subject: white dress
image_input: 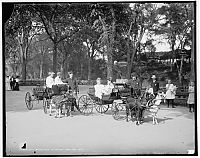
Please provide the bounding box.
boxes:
[6,77,11,90]
[187,86,194,104]
[165,84,176,99]
[46,76,55,88]
[94,84,105,99]
[54,76,64,84]
[103,83,114,95]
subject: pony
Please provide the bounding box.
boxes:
[125,91,165,125]
[125,97,143,125]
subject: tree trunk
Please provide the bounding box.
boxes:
[39,63,43,79]
[81,63,83,79]
[88,57,91,80]
[178,55,184,85]
[107,51,113,79]
[126,40,131,79]
[190,23,195,82]
[127,48,137,79]
[53,43,58,74]
[21,54,26,80]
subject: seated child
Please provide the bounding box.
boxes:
[94,78,105,99]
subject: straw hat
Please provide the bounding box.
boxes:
[151,75,156,79]
[48,72,55,75]
[57,72,61,75]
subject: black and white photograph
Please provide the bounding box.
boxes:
[3,1,197,156]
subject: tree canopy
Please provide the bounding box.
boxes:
[4,2,195,83]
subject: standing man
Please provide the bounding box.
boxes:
[65,71,79,111]
[128,73,141,97]
[150,75,159,97]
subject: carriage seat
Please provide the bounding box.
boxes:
[88,87,113,103]
[45,84,69,98]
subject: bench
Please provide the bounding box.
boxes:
[174,91,189,106]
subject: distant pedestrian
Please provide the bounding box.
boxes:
[14,76,20,91]
[10,76,15,90]
[6,76,11,91]
[165,79,177,108]
[187,81,195,112]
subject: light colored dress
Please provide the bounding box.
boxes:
[46,76,55,88]
[6,77,11,90]
[54,76,64,84]
[165,84,176,99]
[103,83,114,95]
[187,86,194,104]
[94,84,105,99]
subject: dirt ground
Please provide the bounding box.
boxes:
[5,86,196,156]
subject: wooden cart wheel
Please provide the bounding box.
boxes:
[25,92,33,110]
[111,102,124,120]
[78,95,93,115]
[95,104,109,114]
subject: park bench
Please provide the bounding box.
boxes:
[174,86,189,106]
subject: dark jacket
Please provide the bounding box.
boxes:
[65,77,78,92]
[151,80,159,94]
[128,78,141,89]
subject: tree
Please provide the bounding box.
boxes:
[157,3,194,84]
[31,4,80,75]
[29,33,53,78]
[5,4,39,80]
[124,3,160,79]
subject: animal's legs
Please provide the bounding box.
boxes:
[126,105,129,122]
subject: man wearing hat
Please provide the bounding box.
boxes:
[127,73,141,97]
[150,75,159,97]
[46,72,55,88]
[65,71,79,111]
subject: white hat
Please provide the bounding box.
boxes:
[151,75,156,79]
[48,72,55,75]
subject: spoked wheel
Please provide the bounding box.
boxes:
[25,92,33,110]
[111,102,125,120]
[95,103,109,114]
[78,95,93,115]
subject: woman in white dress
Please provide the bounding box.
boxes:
[187,81,195,112]
[94,78,105,99]
[6,76,11,91]
[165,79,177,108]
[103,77,114,95]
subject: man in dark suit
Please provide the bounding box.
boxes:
[65,71,79,111]
[150,75,159,97]
[127,73,141,97]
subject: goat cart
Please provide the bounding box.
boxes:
[25,85,47,110]
[77,82,133,117]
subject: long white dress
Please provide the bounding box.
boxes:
[165,84,176,99]
[187,86,194,104]
[6,77,11,90]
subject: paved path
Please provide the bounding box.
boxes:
[5,86,196,155]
